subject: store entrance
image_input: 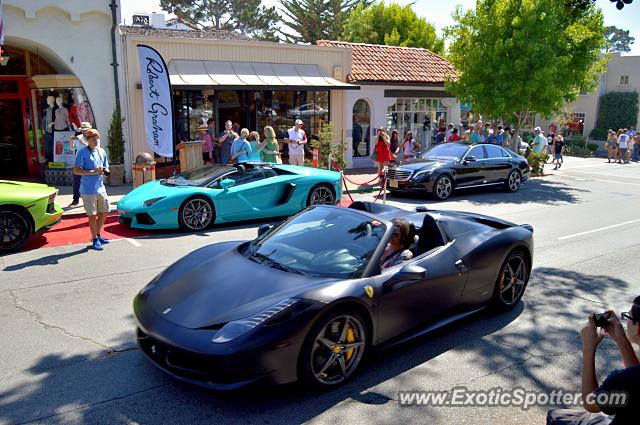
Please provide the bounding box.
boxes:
[0,99,28,177]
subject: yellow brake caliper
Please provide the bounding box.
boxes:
[500,271,506,289]
[344,326,356,361]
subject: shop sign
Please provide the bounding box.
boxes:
[53,130,75,166]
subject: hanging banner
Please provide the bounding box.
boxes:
[0,0,5,46]
[137,44,174,157]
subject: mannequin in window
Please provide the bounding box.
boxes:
[54,97,70,131]
[68,93,82,131]
[43,96,56,162]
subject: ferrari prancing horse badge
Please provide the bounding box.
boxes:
[364,285,374,298]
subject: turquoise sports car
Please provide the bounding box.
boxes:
[117,163,342,231]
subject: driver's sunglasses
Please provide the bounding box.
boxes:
[621,312,637,323]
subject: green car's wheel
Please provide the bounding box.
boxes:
[0,207,32,253]
[307,184,336,207]
[178,197,215,231]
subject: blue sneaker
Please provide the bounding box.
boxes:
[92,238,104,251]
[97,235,110,244]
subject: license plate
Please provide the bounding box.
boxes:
[389,180,399,188]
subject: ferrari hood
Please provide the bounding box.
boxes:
[142,242,333,329]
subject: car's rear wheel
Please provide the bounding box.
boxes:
[178,197,215,231]
[432,174,453,200]
[490,250,529,311]
[0,207,33,253]
[299,309,368,389]
[504,169,522,193]
[306,184,336,206]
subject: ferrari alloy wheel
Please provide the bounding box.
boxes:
[0,208,32,253]
[178,197,214,231]
[505,170,522,193]
[300,310,367,388]
[492,250,529,310]
[432,175,453,200]
[307,184,335,206]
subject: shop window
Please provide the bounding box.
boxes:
[387,97,447,147]
[352,99,371,157]
[619,75,630,85]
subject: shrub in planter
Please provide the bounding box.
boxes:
[587,143,599,152]
[107,109,126,185]
[567,146,592,157]
[525,151,548,176]
[589,127,608,140]
[309,122,348,171]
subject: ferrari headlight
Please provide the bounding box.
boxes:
[143,197,165,207]
[211,298,300,343]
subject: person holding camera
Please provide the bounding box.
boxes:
[73,129,110,251]
[218,120,237,165]
[67,122,92,208]
[547,296,640,424]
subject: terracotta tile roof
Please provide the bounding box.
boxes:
[316,40,457,85]
[120,25,253,42]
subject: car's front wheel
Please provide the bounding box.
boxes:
[178,197,215,231]
[490,250,529,311]
[504,169,522,193]
[299,309,368,389]
[0,207,33,253]
[432,174,454,200]
[306,184,336,206]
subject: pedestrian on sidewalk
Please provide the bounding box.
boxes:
[374,127,392,178]
[198,124,214,163]
[617,129,630,164]
[389,129,400,160]
[447,128,461,142]
[532,127,548,153]
[401,131,420,159]
[284,119,306,166]
[68,121,92,208]
[73,129,110,251]
[632,133,640,162]
[552,135,564,170]
[230,128,253,164]
[606,130,618,163]
[218,121,237,165]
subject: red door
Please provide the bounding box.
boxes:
[0,77,37,177]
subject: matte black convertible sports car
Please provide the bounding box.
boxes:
[387,143,531,200]
[134,201,533,390]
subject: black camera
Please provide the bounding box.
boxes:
[103,169,111,177]
[593,312,611,328]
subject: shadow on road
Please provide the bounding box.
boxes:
[0,268,629,424]
[3,247,90,272]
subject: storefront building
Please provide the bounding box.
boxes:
[119,23,357,177]
[1,0,118,179]
[316,41,460,168]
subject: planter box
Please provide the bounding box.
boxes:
[108,164,126,186]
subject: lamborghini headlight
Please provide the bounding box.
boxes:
[211,298,300,343]
[143,197,165,207]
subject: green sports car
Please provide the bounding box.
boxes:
[0,180,63,253]
[117,163,342,231]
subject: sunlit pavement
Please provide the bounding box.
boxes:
[0,156,638,424]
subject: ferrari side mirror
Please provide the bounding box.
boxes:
[220,178,236,189]
[258,224,273,237]
[383,264,427,289]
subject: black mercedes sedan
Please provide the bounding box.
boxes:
[387,143,530,200]
[134,202,533,390]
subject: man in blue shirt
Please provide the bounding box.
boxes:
[73,129,110,251]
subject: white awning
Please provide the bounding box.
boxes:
[167,60,359,90]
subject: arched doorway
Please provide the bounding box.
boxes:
[352,99,371,157]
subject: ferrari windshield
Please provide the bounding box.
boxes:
[163,165,233,187]
[246,207,387,279]
[421,144,469,161]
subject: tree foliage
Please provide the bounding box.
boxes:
[603,25,635,53]
[159,0,280,41]
[595,91,639,131]
[341,2,444,54]
[279,0,372,44]
[445,0,606,147]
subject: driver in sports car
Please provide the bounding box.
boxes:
[380,218,414,269]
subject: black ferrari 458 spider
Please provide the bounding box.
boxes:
[134,201,534,390]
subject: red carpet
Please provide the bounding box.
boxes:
[22,213,151,251]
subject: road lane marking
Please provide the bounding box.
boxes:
[558,219,640,240]
[561,170,640,180]
[559,175,640,186]
[126,238,142,247]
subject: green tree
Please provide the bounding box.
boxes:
[159,0,280,41]
[446,0,606,149]
[279,0,372,44]
[341,2,444,53]
[603,25,635,53]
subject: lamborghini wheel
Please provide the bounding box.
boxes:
[306,184,336,206]
[178,197,215,231]
[491,250,529,311]
[0,207,32,253]
[299,309,368,389]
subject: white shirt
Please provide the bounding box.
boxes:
[287,128,305,155]
[618,134,629,148]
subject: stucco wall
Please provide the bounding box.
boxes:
[4,1,117,158]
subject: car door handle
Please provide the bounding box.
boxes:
[455,259,468,272]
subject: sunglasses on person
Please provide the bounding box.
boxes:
[621,312,637,323]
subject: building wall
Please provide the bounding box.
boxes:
[5,0,118,154]
[119,33,352,177]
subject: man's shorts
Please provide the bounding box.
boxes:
[81,192,110,216]
[555,153,562,160]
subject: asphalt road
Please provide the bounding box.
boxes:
[1,157,639,425]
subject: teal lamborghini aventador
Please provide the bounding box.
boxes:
[117,163,342,231]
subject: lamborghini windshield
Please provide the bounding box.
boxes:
[163,165,233,187]
[246,207,387,279]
